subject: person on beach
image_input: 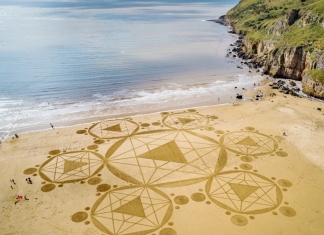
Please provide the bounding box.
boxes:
[50,123,54,128]
[15,134,19,138]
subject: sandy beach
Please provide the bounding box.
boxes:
[1,82,324,235]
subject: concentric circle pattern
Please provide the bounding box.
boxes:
[162,112,208,130]
[106,130,226,187]
[39,151,104,183]
[91,186,172,235]
[88,119,139,139]
[206,171,282,214]
[220,131,278,156]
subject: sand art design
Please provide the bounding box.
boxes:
[91,185,172,235]
[88,119,139,139]
[206,171,283,214]
[21,115,297,233]
[39,151,104,183]
[220,131,278,156]
[162,112,209,130]
[105,130,226,187]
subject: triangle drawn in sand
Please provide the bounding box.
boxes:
[177,117,195,125]
[229,183,259,201]
[104,124,122,132]
[138,141,187,164]
[236,137,260,147]
[113,196,145,218]
[63,160,88,174]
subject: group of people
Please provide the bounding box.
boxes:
[10,178,31,204]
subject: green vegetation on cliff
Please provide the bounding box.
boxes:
[306,69,324,84]
[227,0,324,50]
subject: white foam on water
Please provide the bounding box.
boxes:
[0,73,262,141]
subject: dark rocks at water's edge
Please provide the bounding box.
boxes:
[226,36,265,72]
[223,0,324,99]
[211,16,265,74]
[269,79,302,97]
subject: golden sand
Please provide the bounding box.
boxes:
[0,83,324,234]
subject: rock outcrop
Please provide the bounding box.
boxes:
[302,72,324,98]
[225,0,324,98]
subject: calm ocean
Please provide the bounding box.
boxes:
[0,0,261,140]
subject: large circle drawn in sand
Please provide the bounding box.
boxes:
[96,184,111,192]
[141,123,150,127]
[162,112,208,130]
[159,228,177,235]
[23,168,37,175]
[87,145,98,150]
[191,193,206,202]
[91,186,172,235]
[41,184,56,192]
[88,119,139,139]
[278,179,293,187]
[275,151,288,157]
[174,196,189,205]
[215,130,225,135]
[279,206,296,217]
[105,130,225,187]
[71,212,88,222]
[240,156,253,162]
[94,139,105,145]
[76,130,87,134]
[239,163,252,170]
[220,131,278,156]
[88,177,102,185]
[231,215,248,226]
[49,150,61,155]
[39,151,104,183]
[206,171,283,214]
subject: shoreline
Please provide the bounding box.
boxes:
[1,81,324,234]
[1,70,267,142]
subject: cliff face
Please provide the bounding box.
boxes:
[302,74,324,98]
[226,0,324,98]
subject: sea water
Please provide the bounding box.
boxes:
[0,0,261,140]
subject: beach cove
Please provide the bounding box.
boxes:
[1,83,324,234]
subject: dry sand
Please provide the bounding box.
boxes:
[0,82,324,235]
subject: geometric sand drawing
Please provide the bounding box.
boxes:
[39,151,104,183]
[19,113,297,233]
[88,119,139,139]
[91,186,172,235]
[162,112,208,130]
[106,130,227,187]
[206,171,283,214]
[220,131,278,156]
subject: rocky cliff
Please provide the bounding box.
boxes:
[225,0,324,98]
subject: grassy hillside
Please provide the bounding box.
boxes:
[226,0,324,50]
[306,69,324,83]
